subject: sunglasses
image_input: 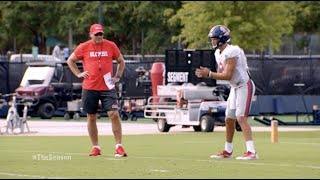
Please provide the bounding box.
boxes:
[94,32,104,36]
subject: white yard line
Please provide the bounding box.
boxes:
[281,141,320,146]
[0,172,67,179]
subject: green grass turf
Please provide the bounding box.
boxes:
[0,131,319,179]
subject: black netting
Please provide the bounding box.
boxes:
[248,58,320,95]
[1,54,320,96]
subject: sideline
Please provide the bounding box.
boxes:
[0,119,319,136]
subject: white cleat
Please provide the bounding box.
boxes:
[236,151,258,160]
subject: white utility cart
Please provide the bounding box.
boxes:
[144,84,241,132]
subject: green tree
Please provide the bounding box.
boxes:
[0,1,182,55]
[4,1,317,55]
[55,1,101,49]
[54,1,182,54]
[169,1,296,53]
[99,1,181,54]
[294,1,320,33]
[0,1,63,54]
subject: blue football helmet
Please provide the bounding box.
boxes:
[208,25,231,49]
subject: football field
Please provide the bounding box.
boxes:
[0,124,320,179]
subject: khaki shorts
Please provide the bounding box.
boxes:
[225,79,255,119]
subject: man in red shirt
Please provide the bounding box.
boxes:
[67,23,127,157]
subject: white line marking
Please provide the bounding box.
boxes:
[105,158,126,161]
[150,169,170,173]
[183,141,320,146]
[0,172,67,179]
[183,141,213,144]
[281,141,320,146]
[131,156,320,170]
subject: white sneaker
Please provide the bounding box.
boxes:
[210,150,233,159]
[236,151,258,160]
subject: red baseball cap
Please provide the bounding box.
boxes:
[90,24,104,34]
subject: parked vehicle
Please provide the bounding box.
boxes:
[144,83,241,132]
[10,54,63,62]
[14,61,82,119]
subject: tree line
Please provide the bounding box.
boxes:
[0,1,319,55]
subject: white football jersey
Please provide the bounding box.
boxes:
[214,44,250,87]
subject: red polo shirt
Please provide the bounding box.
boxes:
[74,39,121,90]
